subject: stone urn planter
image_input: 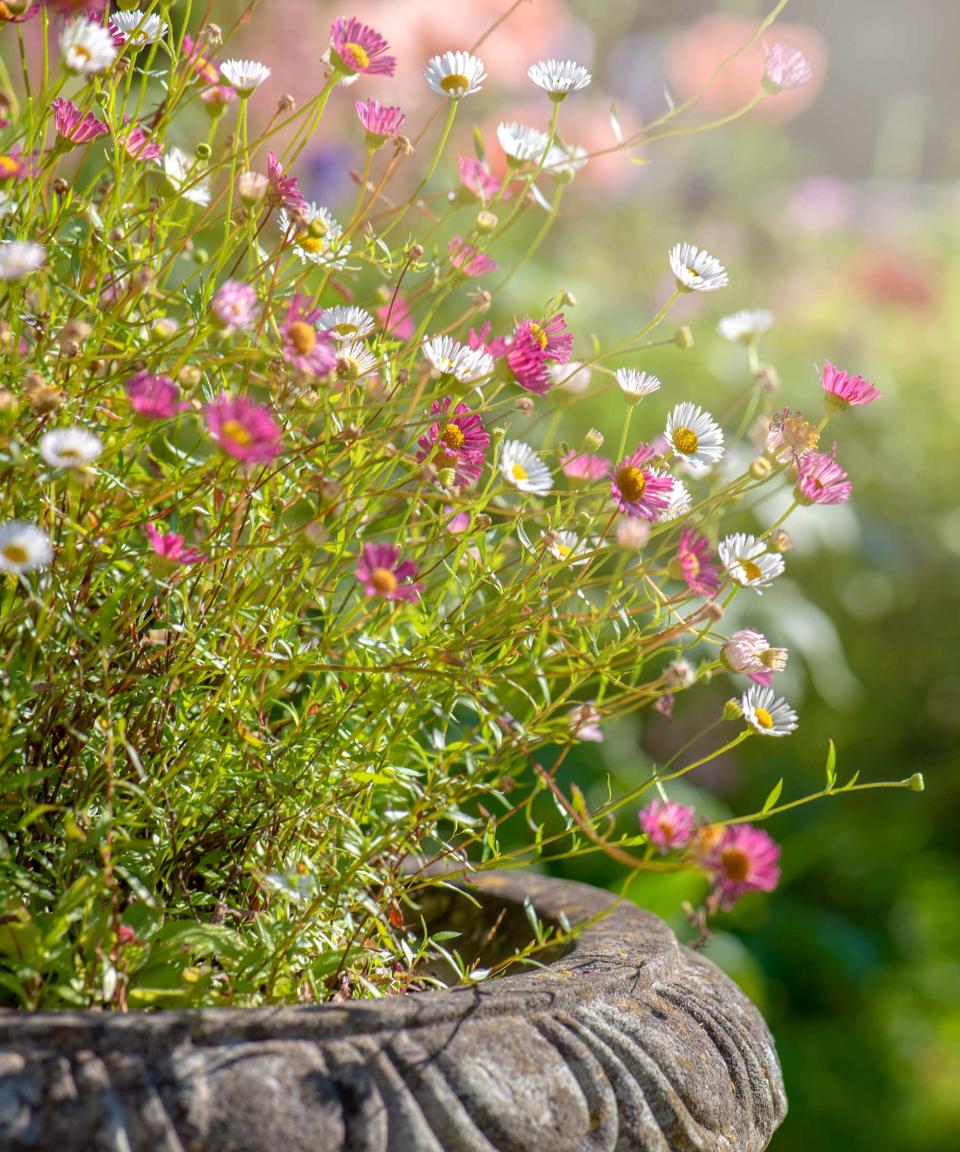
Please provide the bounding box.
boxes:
[0,871,786,1151]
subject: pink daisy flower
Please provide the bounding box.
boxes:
[126,372,188,420]
[51,98,109,147]
[211,280,260,331]
[507,313,573,396]
[763,43,813,92]
[329,17,396,78]
[181,32,220,84]
[639,799,696,853]
[121,124,162,164]
[204,393,282,464]
[200,85,237,110]
[674,527,720,597]
[561,451,611,483]
[145,522,205,566]
[266,152,306,213]
[448,237,497,278]
[795,448,852,505]
[705,824,781,909]
[611,447,674,521]
[280,296,336,377]
[568,702,603,743]
[416,398,490,488]
[0,146,33,181]
[377,294,415,340]
[821,360,880,411]
[721,628,788,687]
[356,542,422,603]
[355,99,406,147]
[469,322,510,359]
[457,155,503,202]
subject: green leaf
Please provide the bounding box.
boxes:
[762,778,784,813]
[825,739,837,790]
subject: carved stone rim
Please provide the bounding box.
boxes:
[0,872,788,1151]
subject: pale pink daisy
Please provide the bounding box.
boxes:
[356,543,422,603]
[120,124,162,164]
[266,152,306,213]
[795,449,852,505]
[721,628,788,687]
[457,155,502,202]
[763,43,813,93]
[377,294,414,340]
[705,825,781,909]
[330,17,396,78]
[145,522,205,566]
[51,98,108,147]
[561,451,610,483]
[674,527,719,597]
[639,799,696,854]
[126,372,188,420]
[611,447,674,521]
[204,394,282,464]
[821,361,880,411]
[211,280,260,331]
[355,99,406,147]
[448,237,497,277]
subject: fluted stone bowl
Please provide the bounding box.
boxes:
[0,871,786,1151]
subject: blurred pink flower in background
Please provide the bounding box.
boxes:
[664,16,826,120]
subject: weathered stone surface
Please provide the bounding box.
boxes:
[0,872,786,1151]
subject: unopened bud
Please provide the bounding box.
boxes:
[52,178,70,197]
[179,366,202,387]
[475,210,497,233]
[24,374,62,413]
[115,56,131,76]
[437,467,456,488]
[750,456,774,480]
[132,267,154,292]
[470,288,492,312]
[195,142,212,162]
[238,171,269,204]
[393,134,414,157]
[674,326,694,349]
[907,772,925,793]
[406,243,424,262]
[514,396,534,416]
[584,427,604,451]
[474,513,492,531]
[769,529,793,553]
[616,517,650,550]
[200,23,222,47]
[278,93,296,113]
[153,317,177,340]
[192,248,209,265]
[722,698,743,722]
[702,600,724,622]
[59,339,80,358]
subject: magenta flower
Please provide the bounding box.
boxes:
[763,43,813,92]
[145,522,205,566]
[416,398,490,488]
[448,237,497,278]
[121,124,162,164]
[639,799,696,854]
[705,825,781,909]
[674,527,719,597]
[458,155,502,202]
[211,280,260,331]
[376,294,414,340]
[795,449,852,505]
[204,393,282,463]
[181,33,220,84]
[0,3,40,23]
[0,146,33,182]
[329,17,396,78]
[281,296,336,377]
[721,628,788,687]
[51,97,109,147]
[469,322,510,359]
[355,99,406,147]
[266,152,306,213]
[126,372,188,420]
[561,451,610,483]
[356,542,422,603]
[507,313,573,395]
[611,447,674,521]
[200,85,237,110]
[821,360,880,411]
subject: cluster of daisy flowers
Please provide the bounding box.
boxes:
[0,0,900,983]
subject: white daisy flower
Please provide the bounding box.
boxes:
[220,59,271,95]
[543,141,588,179]
[543,530,591,565]
[497,122,550,165]
[60,18,117,75]
[163,147,211,207]
[109,10,167,47]
[0,240,45,281]
[278,203,352,271]
[0,521,52,574]
[528,59,592,100]
[656,478,692,524]
[665,401,725,468]
[741,683,798,737]
[669,242,729,293]
[422,335,494,385]
[318,306,375,342]
[499,440,551,496]
[334,341,378,381]
[615,368,660,405]
[39,427,103,469]
[424,51,486,99]
[718,310,774,344]
[718,533,785,591]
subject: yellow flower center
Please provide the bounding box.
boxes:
[672,427,699,455]
[685,265,700,280]
[287,321,317,356]
[332,322,357,336]
[753,707,774,730]
[0,155,18,178]
[369,566,397,594]
[2,543,29,564]
[342,42,370,70]
[440,73,470,94]
[299,237,327,254]
[721,848,751,883]
[556,543,573,559]
[56,448,82,461]
[222,419,253,447]
[529,322,548,351]
[615,465,646,503]
[509,462,528,482]
[72,45,92,64]
[739,558,762,583]
[441,423,465,450]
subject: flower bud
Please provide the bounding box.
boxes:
[674,326,694,348]
[179,366,202,387]
[194,143,212,162]
[59,339,81,358]
[702,600,724,622]
[470,288,492,312]
[475,210,498,233]
[584,427,604,451]
[200,23,222,47]
[769,529,793,553]
[61,319,91,344]
[561,290,577,307]
[616,517,650,550]
[238,171,269,204]
[750,456,774,480]
[437,467,456,488]
[153,317,177,340]
[406,243,424,262]
[24,374,63,414]
[52,178,70,198]
[278,94,296,113]
[722,697,743,721]
[907,772,925,792]
[514,396,534,416]
[474,513,492,531]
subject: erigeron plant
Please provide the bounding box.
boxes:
[0,1,920,1010]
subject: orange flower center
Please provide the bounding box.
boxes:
[440,73,470,94]
[342,42,370,70]
[615,465,646,503]
[2,543,28,564]
[739,558,762,583]
[369,566,397,594]
[287,321,316,356]
[441,423,465,450]
[222,419,253,447]
[0,155,19,178]
[672,427,699,455]
[721,848,751,883]
[753,707,774,730]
